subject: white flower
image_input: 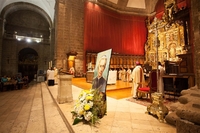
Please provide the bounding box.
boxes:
[84,111,93,121]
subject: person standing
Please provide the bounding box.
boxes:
[47,67,55,86]
[158,62,165,95]
[118,68,122,80]
[131,61,145,99]
[121,68,127,82]
[126,67,132,82]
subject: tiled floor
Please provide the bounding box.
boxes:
[0,82,176,133]
[49,84,176,133]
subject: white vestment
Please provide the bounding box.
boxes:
[118,70,122,80]
[126,69,132,82]
[121,69,126,82]
[131,65,145,97]
[47,70,55,80]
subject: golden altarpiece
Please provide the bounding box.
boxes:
[145,0,194,120]
[145,0,193,75]
[145,16,187,70]
[145,0,194,92]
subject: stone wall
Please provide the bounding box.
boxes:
[165,86,200,133]
[191,0,200,88]
[0,18,3,76]
[1,39,51,76]
[54,0,84,74]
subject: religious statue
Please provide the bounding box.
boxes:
[164,0,177,21]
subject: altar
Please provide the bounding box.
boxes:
[107,70,117,84]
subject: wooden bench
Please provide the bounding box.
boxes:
[1,80,17,91]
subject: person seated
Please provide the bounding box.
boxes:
[1,75,8,83]
[7,76,11,81]
[16,75,23,89]
[23,76,29,87]
[1,75,8,91]
[10,76,17,90]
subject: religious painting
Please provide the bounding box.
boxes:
[92,49,112,117]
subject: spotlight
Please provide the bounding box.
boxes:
[26,38,32,43]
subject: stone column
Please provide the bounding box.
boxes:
[57,74,73,104]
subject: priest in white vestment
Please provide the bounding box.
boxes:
[126,67,132,82]
[131,61,145,98]
[121,68,127,82]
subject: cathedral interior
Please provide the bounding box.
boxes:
[0,0,200,132]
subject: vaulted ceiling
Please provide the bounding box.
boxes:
[0,0,160,40]
[0,0,159,23]
[97,0,159,16]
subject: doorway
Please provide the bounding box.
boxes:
[18,48,38,81]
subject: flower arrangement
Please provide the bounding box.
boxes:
[71,89,106,125]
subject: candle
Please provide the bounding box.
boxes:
[50,61,52,68]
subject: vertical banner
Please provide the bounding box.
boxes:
[92,49,112,117]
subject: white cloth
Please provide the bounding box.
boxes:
[47,70,55,80]
[131,65,145,97]
[118,70,122,80]
[158,65,165,95]
[121,69,126,81]
[126,69,132,82]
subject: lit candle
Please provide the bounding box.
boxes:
[50,61,52,68]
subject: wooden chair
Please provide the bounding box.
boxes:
[136,69,158,101]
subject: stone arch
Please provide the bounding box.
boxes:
[0,2,52,28]
[18,48,38,81]
[0,2,53,76]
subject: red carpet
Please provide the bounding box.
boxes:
[126,97,178,110]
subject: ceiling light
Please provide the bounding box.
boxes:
[36,39,41,43]
[26,38,32,43]
[15,35,43,43]
[16,37,22,41]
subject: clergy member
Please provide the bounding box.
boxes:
[131,61,145,99]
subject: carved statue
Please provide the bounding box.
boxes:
[164,0,177,21]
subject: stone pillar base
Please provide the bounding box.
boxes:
[57,74,73,104]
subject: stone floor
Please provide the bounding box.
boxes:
[0,82,176,133]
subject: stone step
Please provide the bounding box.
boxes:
[41,82,71,133]
[26,83,46,133]
[0,82,73,133]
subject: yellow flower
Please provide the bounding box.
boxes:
[79,110,84,115]
[86,95,93,101]
[84,104,91,111]
[85,90,90,94]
